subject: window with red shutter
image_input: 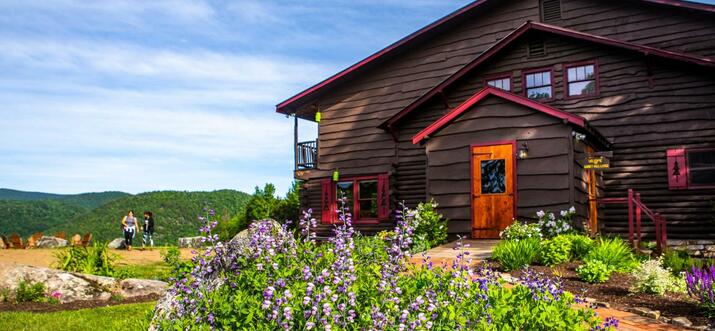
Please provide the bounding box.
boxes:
[321,179,335,224]
[667,149,688,190]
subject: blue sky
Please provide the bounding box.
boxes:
[1,0,713,195]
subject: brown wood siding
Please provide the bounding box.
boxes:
[425,96,574,234]
[405,33,715,239]
[295,0,715,237]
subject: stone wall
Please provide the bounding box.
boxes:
[666,240,715,258]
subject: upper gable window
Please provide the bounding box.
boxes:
[486,77,511,91]
[524,70,552,100]
[566,62,598,98]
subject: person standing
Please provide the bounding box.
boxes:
[121,210,139,251]
[142,211,155,248]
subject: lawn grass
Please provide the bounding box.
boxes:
[117,262,173,281]
[0,302,154,331]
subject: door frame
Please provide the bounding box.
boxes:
[469,140,519,235]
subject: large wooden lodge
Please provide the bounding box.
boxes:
[276,0,715,244]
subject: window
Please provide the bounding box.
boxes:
[688,149,715,187]
[566,62,598,98]
[667,148,715,189]
[321,175,390,223]
[486,77,511,91]
[524,70,553,100]
[481,159,506,194]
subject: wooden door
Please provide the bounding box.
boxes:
[472,144,515,238]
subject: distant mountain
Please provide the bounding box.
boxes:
[0,199,85,237]
[0,188,131,209]
[53,190,251,245]
[0,189,251,245]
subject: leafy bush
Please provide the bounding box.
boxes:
[54,242,118,277]
[493,238,541,271]
[154,206,615,330]
[563,234,595,260]
[586,237,639,273]
[536,207,576,238]
[662,249,715,275]
[499,221,542,241]
[577,260,612,283]
[161,246,192,278]
[686,266,715,318]
[15,280,46,303]
[539,235,572,266]
[631,258,685,295]
[410,200,448,252]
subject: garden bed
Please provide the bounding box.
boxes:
[507,263,710,326]
[0,293,160,313]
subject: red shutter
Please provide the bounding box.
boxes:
[377,174,390,220]
[321,179,335,224]
[666,149,688,190]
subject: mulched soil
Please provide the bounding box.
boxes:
[0,294,160,313]
[506,262,712,326]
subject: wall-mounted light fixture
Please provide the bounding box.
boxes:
[572,131,586,142]
[517,141,529,159]
[332,169,340,182]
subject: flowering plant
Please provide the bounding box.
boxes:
[686,266,715,317]
[631,258,685,295]
[536,207,576,238]
[154,201,614,330]
[499,221,542,241]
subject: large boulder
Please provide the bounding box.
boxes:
[0,264,167,304]
[36,236,68,249]
[107,238,126,249]
[178,236,203,248]
[230,219,283,246]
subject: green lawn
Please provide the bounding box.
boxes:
[0,302,154,331]
[117,262,173,281]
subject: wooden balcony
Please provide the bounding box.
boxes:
[296,140,318,170]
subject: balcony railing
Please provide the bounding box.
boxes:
[296,140,318,169]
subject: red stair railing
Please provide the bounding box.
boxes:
[598,189,668,252]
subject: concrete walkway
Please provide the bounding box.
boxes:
[409,239,688,331]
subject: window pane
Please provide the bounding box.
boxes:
[527,86,552,99]
[481,159,506,194]
[568,81,596,96]
[543,72,551,85]
[487,78,510,91]
[577,66,585,81]
[567,68,576,81]
[336,182,354,211]
[503,79,511,91]
[359,200,378,218]
[585,65,594,79]
[359,180,377,199]
[688,150,715,186]
[534,73,542,86]
[526,74,535,87]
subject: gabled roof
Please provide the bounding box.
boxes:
[411,87,608,146]
[276,0,715,116]
[384,21,715,130]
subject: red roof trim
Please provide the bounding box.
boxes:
[385,21,715,129]
[275,0,490,114]
[411,87,587,145]
[640,0,715,13]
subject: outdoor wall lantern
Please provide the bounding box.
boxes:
[332,169,340,182]
[517,141,529,159]
[572,131,586,142]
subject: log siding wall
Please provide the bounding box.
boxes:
[293,0,715,237]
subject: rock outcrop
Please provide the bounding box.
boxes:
[36,236,69,249]
[177,236,203,248]
[0,264,167,304]
[107,238,126,249]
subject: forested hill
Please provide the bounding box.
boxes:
[58,190,251,245]
[0,189,251,245]
[0,189,130,209]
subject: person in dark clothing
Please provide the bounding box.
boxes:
[142,211,155,248]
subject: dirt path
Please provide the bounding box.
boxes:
[0,248,196,269]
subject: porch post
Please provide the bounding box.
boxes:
[627,189,634,247]
[294,114,298,170]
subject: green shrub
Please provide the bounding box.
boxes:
[499,221,542,241]
[662,249,715,275]
[631,258,686,295]
[54,242,118,277]
[586,237,639,272]
[161,246,192,278]
[15,280,46,303]
[563,234,595,260]
[539,235,572,266]
[577,260,613,283]
[536,207,576,238]
[493,238,541,271]
[410,200,448,252]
